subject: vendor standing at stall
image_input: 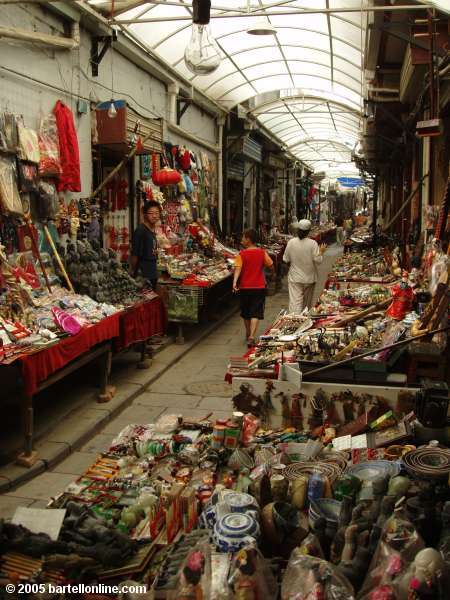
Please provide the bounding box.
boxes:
[233,229,274,347]
[283,219,327,313]
[131,200,161,291]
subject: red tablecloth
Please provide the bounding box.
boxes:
[116,296,167,351]
[21,313,120,397]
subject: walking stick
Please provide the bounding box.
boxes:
[43,225,74,293]
[23,214,52,293]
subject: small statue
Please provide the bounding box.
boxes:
[291,394,304,430]
[277,392,291,428]
[176,550,205,600]
[231,547,259,600]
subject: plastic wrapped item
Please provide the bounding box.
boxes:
[359,511,425,598]
[281,554,355,599]
[38,114,62,177]
[17,120,40,163]
[292,533,325,559]
[228,545,278,599]
[154,413,179,434]
[0,156,23,216]
[0,113,19,150]
[170,540,211,600]
[242,413,260,446]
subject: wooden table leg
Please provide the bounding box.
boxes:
[175,324,185,345]
[137,340,151,369]
[97,345,115,403]
[16,384,38,467]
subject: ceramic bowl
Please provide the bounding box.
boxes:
[309,498,341,525]
[215,512,260,540]
[213,532,257,553]
[347,460,400,483]
[225,492,258,513]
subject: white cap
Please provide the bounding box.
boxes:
[298,219,312,231]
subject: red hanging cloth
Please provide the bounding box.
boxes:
[53,100,81,192]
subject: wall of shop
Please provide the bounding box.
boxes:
[0,2,219,197]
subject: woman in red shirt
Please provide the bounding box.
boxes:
[233,229,274,346]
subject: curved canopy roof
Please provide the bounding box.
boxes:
[86,1,446,175]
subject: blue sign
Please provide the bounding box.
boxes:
[337,177,363,188]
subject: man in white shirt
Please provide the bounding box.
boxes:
[283,219,327,313]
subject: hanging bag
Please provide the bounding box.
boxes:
[0,157,24,216]
[17,119,40,164]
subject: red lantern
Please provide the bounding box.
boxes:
[152,154,181,186]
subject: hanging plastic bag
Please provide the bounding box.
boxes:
[38,114,62,178]
[0,113,19,151]
[17,119,40,164]
[0,157,23,216]
[38,181,59,219]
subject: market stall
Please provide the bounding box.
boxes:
[226,247,448,386]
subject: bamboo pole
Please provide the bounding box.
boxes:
[90,131,155,200]
[303,325,450,379]
[43,226,74,293]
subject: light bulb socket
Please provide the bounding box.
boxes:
[192,0,211,25]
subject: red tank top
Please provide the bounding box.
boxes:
[239,248,267,289]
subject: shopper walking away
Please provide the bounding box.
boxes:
[336,217,345,246]
[131,200,161,291]
[233,229,274,347]
[283,219,327,313]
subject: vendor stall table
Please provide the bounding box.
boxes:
[0,297,167,467]
[115,296,167,353]
[2,313,120,466]
[160,274,233,343]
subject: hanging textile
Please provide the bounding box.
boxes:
[53,100,81,192]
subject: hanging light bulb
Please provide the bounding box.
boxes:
[108,100,117,119]
[184,0,221,75]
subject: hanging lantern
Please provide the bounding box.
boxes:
[151,153,181,186]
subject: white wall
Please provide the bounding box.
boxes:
[0,2,218,196]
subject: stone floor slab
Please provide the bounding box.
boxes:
[35,441,71,469]
[4,472,75,501]
[134,392,201,409]
[196,396,234,411]
[52,451,99,475]
[0,495,35,520]
[80,433,115,454]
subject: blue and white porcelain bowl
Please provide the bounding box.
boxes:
[199,504,217,529]
[215,512,260,540]
[225,492,258,513]
[214,532,257,553]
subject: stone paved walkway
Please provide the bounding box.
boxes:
[0,245,341,518]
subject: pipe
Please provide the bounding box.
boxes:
[166,121,220,154]
[217,116,225,230]
[0,25,78,49]
[167,83,179,124]
[370,95,400,102]
[368,86,399,93]
[117,5,440,24]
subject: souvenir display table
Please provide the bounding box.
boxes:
[310,223,337,244]
[159,272,233,344]
[115,295,167,353]
[2,388,449,599]
[226,248,448,386]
